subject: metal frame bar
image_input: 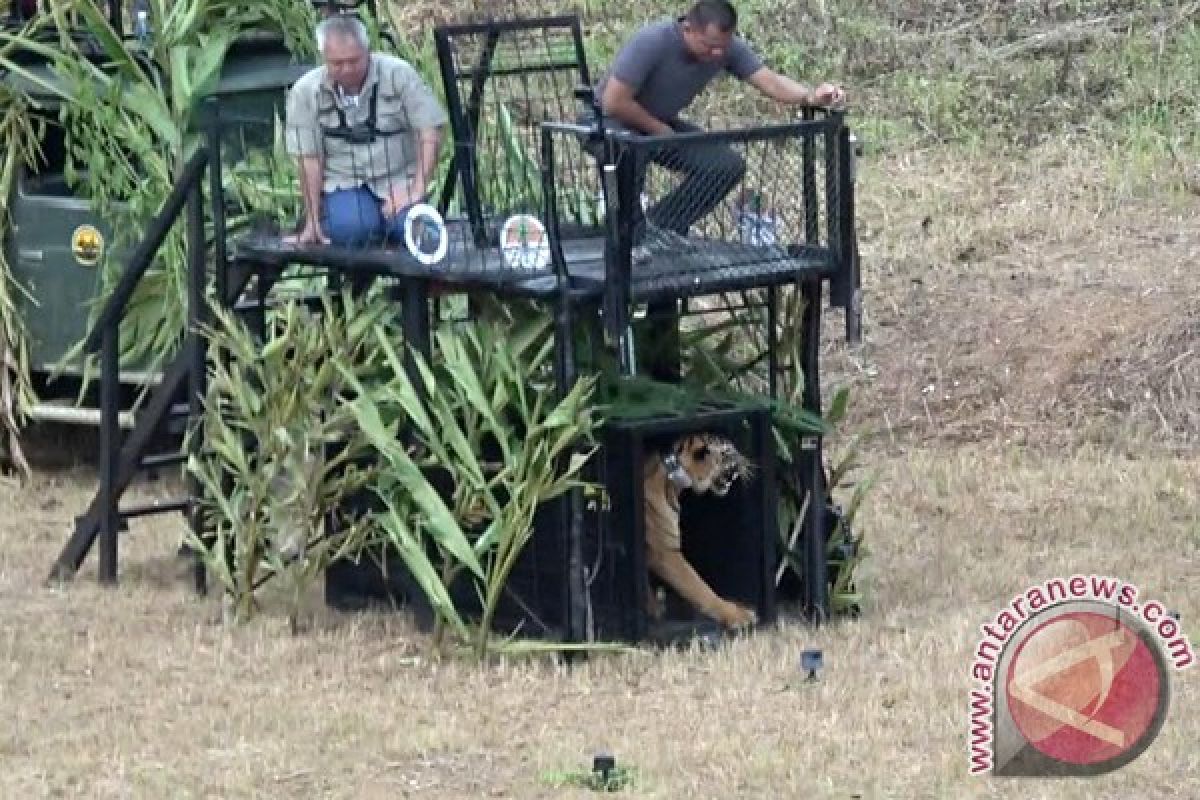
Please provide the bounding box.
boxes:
[47,179,271,587]
[449,60,582,80]
[609,116,833,149]
[540,125,588,645]
[97,325,119,583]
[82,149,210,354]
[52,146,210,585]
[435,14,582,37]
[185,149,208,594]
[800,278,830,623]
[433,24,499,244]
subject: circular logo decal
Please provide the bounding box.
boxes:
[403,203,448,265]
[499,214,550,271]
[998,601,1170,775]
[71,224,104,266]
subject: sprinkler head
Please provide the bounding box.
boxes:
[593,753,615,781]
[801,648,824,681]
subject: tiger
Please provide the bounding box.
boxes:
[641,432,758,630]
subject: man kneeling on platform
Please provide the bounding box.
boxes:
[284,14,448,247]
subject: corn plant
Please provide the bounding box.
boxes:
[339,311,603,660]
[0,84,43,482]
[184,288,393,633]
[0,0,319,400]
[223,113,304,234]
[0,9,63,481]
[771,386,873,615]
[822,430,873,615]
[479,101,544,214]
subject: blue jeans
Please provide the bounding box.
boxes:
[320,185,414,247]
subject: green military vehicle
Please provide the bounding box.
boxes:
[1,0,322,428]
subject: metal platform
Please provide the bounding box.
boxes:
[231,229,832,303]
[572,238,832,303]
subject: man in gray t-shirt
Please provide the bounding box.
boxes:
[591,0,845,255]
[595,17,764,128]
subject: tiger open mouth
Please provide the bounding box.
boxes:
[710,465,740,496]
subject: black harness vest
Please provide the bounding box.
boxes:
[318,82,408,145]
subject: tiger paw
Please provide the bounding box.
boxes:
[719,602,757,630]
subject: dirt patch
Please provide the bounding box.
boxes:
[819,141,1200,453]
[835,270,1200,449]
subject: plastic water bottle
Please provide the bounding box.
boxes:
[593,191,648,223]
[133,1,151,41]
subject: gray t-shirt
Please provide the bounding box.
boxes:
[595,18,764,123]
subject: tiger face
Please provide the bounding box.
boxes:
[674,434,753,496]
[643,432,760,630]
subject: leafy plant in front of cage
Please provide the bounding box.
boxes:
[340,311,606,659]
[184,288,392,633]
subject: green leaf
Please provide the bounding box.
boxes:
[0,40,72,100]
[437,329,511,462]
[826,386,851,426]
[190,31,236,105]
[170,0,205,40]
[121,82,180,154]
[425,398,487,491]
[63,0,150,84]
[374,430,485,582]
[376,504,468,639]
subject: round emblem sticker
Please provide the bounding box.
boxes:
[71,224,104,267]
[403,203,448,265]
[993,599,1173,776]
[500,214,550,271]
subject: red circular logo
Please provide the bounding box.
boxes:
[1004,608,1167,769]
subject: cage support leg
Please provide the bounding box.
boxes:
[800,280,830,624]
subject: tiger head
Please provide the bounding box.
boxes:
[664,433,754,496]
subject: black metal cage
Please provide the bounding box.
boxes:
[48,8,863,643]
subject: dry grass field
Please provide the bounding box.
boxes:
[2,1,1199,797]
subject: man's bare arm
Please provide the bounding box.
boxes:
[600,77,674,135]
[291,154,328,243]
[746,67,845,107]
[298,155,324,223]
[411,126,442,197]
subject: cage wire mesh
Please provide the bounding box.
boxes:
[433,11,603,272]
[599,117,838,302]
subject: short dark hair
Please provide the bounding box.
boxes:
[685,0,737,32]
